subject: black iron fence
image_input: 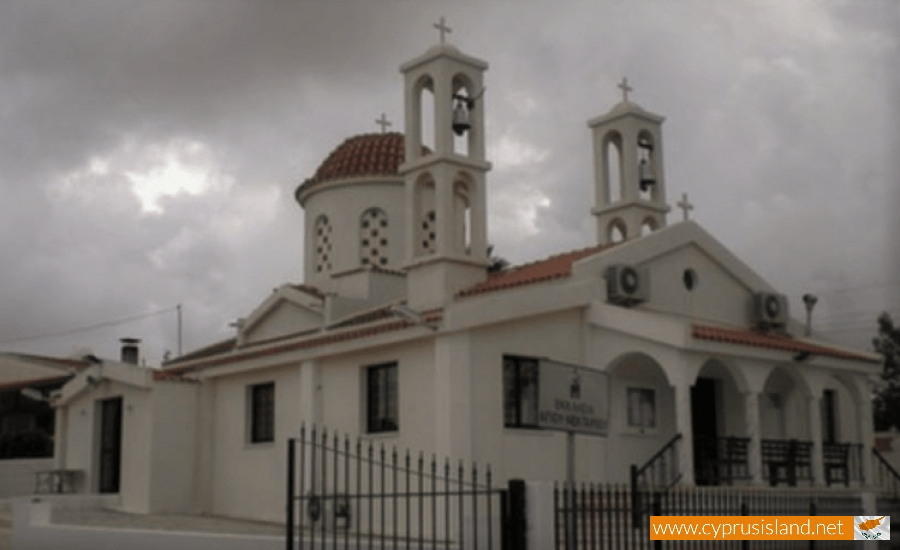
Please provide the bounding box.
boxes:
[555,483,861,550]
[286,426,512,550]
[873,447,900,501]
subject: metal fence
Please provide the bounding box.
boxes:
[286,426,511,550]
[554,483,862,550]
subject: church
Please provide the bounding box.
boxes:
[47,26,882,524]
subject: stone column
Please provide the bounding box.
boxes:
[299,360,321,427]
[674,380,694,485]
[857,392,875,486]
[743,391,763,485]
[807,394,825,486]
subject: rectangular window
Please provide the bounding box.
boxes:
[627,388,656,429]
[249,382,275,443]
[503,355,539,428]
[367,363,398,433]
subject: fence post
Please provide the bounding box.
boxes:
[652,492,662,550]
[630,464,641,530]
[808,498,817,550]
[740,501,749,550]
[287,437,295,550]
[508,479,527,550]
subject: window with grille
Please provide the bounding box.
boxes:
[626,387,656,429]
[366,363,398,433]
[249,382,275,444]
[314,216,333,273]
[420,210,436,254]
[360,208,389,267]
[503,355,539,428]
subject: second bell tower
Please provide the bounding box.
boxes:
[589,79,670,246]
[399,23,491,309]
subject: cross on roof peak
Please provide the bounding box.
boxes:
[677,192,694,221]
[375,113,392,134]
[433,16,452,44]
[617,77,633,102]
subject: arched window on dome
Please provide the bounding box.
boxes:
[360,208,389,267]
[314,215,333,274]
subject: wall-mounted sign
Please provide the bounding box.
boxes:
[538,359,609,436]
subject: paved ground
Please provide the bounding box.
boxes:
[0,501,284,549]
[50,507,285,537]
[0,503,10,550]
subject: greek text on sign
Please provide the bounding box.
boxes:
[537,359,609,436]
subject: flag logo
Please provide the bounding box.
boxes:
[854,516,890,540]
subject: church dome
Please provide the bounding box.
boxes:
[305,132,405,188]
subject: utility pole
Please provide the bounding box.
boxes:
[177,303,183,356]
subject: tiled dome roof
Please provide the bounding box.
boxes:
[308,132,406,186]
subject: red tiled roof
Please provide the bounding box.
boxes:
[692,324,880,364]
[457,244,614,298]
[163,338,236,366]
[299,133,406,192]
[289,284,325,300]
[164,310,444,374]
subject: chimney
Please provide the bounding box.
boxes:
[120,338,141,364]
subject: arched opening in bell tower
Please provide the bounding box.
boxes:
[637,130,656,202]
[453,176,473,254]
[604,131,623,203]
[609,219,627,244]
[414,75,436,154]
[451,73,476,157]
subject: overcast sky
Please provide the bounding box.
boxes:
[0,0,897,363]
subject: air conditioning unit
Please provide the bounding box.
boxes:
[754,292,789,328]
[606,264,649,306]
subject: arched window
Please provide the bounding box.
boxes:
[604,131,623,203]
[641,217,656,236]
[314,215,333,273]
[360,208,389,267]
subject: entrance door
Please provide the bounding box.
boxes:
[691,378,718,485]
[98,397,122,494]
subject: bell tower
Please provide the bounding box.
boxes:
[399,19,491,310]
[589,78,670,246]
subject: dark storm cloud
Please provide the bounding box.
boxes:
[0,0,894,359]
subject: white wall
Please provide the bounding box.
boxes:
[60,380,153,512]
[210,365,300,523]
[0,458,53,498]
[148,382,198,513]
[640,243,754,327]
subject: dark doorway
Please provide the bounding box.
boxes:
[98,397,122,494]
[691,378,718,485]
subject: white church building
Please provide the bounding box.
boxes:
[49,31,882,524]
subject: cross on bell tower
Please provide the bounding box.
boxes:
[433,16,452,44]
[617,77,633,102]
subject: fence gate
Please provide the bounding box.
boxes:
[287,426,513,550]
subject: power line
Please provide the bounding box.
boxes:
[0,306,178,345]
[812,280,900,297]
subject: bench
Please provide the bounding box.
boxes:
[34,470,82,494]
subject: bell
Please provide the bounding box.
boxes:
[452,102,471,136]
[638,158,655,191]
